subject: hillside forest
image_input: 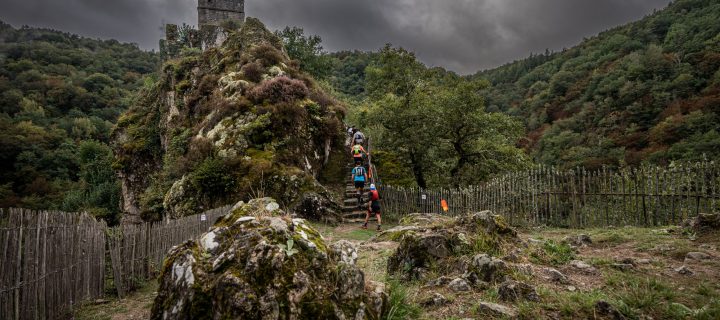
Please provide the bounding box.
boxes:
[1,0,719,223]
[0,22,159,224]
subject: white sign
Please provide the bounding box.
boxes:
[201,214,207,222]
[421,194,427,200]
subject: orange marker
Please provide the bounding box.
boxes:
[441,199,449,212]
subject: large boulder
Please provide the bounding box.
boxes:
[113,18,347,223]
[151,198,385,319]
[386,211,517,281]
[458,211,517,237]
[291,189,342,224]
[386,230,458,281]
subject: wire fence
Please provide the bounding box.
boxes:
[380,162,720,227]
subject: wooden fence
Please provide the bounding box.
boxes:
[0,209,107,320]
[108,205,231,297]
[381,162,720,227]
[0,205,232,319]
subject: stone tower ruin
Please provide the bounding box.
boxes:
[161,0,245,59]
[198,0,245,27]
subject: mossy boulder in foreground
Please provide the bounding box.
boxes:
[386,211,519,281]
[151,198,386,319]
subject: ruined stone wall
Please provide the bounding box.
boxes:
[198,0,245,27]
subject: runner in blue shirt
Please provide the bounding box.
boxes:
[351,162,368,204]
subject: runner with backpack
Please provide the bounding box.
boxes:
[351,144,366,165]
[351,162,367,205]
[362,184,382,231]
[353,130,365,146]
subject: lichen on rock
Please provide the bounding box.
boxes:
[151,198,386,319]
[385,211,519,282]
[113,18,345,224]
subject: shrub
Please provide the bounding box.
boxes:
[251,44,284,67]
[248,76,309,104]
[308,89,336,109]
[190,158,236,196]
[178,137,214,172]
[240,62,264,83]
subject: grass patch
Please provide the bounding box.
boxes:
[470,232,503,256]
[74,281,157,320]
[385,279,422,320]
[530,240,576,266]
[343,229,377,241]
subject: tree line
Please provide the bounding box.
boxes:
[0,22,159,224]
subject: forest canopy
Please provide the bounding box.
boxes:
[0,21,159,224]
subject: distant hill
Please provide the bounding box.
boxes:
[0,21,159,223]
[474,0,720,169]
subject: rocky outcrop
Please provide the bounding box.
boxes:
[386,211,518,281]
[113,18,345,223]
[151,199,386,319]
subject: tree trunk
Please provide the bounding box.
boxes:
[409,151,427,189]
[450,141,467,187]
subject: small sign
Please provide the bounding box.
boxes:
[421,194,427,200]
[201,214,207,222]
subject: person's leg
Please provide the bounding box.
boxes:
[375,212,382,231]
[356,182,364,207]
[362,209,370,228]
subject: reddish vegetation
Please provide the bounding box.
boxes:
[248,76,309,104]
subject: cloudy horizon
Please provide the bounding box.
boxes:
[1,0,670,74]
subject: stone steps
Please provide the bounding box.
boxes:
[342,160,374,223]
[347,219,366,224]
[343,205,368,213]
[343,211,367,219]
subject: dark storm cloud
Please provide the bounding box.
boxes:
[0,0,196,48]
[0,0,669,73]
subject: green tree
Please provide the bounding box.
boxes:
[432,80,529,185]
[365,45,434,188]
[276,27,332,79]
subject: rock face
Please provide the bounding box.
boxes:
[151,199,385,319]
[386,211,518,281]
[113,18,345,223]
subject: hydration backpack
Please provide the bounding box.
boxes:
[369,190,380,201]
[353,145,362,155]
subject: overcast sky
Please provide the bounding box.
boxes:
[1,0,670,73]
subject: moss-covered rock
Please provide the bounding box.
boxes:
[385,212,518,282]
[151,198,386,319]
[113,18,345,223]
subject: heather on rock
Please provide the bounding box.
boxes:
[113,18,345,224]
